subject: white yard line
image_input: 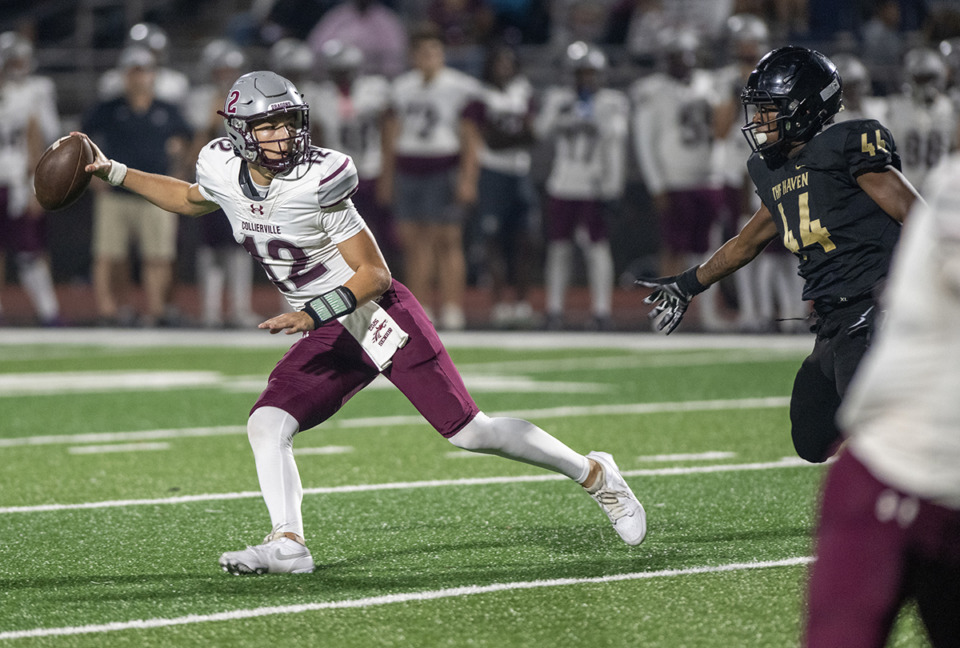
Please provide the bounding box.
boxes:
[0,397,790,448]
[67,443,170,454]
[0,457,816,515]
[0,556,813,641]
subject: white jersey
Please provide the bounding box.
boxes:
[710,64,753,190]
[840,157,960,509]
[535,86,629,200]
[478,76,534,176]
[196,139,362,310]
[389,67,482,158]
[6,75,60,145]
[882,92,958,192]
[632,70,721,194]
[312,75,391,180]
[0,78,40,214]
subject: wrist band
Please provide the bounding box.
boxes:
[302,286,357,329]
[676,265,708,296]
[106,160,128,186]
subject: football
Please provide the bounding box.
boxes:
[34,134,95,211]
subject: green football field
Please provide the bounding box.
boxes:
[0,329,930,647]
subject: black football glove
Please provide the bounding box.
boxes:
[636,266,707,335]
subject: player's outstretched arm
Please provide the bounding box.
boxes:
[73,131,219,217]
[637,205,779,334]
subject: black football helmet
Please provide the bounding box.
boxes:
[741,46,842,165]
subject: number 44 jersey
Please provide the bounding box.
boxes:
[196,138,362,311]
[747,119,903,307]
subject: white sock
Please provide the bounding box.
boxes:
[450,411,590,482]
[247,406,305,539]
[17,255,59,322]
[545,241,574,315]
[586,241,613,317]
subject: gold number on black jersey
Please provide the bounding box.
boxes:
[861,129,889,157]
[777,192,836,253]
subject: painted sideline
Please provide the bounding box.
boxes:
[0,457,817,515]
[0,556,813,640]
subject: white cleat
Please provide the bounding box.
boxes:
[586,451,647,545]
[219,531,315,575]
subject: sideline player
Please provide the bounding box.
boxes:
[639,47,922,463]
[74,70,646,574]
[805,157,960,648]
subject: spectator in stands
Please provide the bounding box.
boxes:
[535,42,629,331]
[378,23,482,330]
[82,46,192,327]
[862,0,907,95]
[184,39,262,329]
[306,0,408,78]
[0,31,61,326]
[474,44,539,328]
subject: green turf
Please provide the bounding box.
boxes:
[0,336,931,647]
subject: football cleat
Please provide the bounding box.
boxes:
[586,451,647,545]
[219,530,315,575]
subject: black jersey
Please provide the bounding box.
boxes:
[747,119,903,310]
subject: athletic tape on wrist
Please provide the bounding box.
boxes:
[106,160,128,186]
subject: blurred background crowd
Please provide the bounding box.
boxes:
[2,0,960,331]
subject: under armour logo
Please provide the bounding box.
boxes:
[250,204,264,216]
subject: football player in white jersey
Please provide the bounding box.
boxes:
[0,32,61,326]
[805,157,960,648]
[378,24,483,330]
[882,47,959,193]
[535,42,628,330]
[184,39,260,329]
[633,27,727,331]
[313,41,397,269]
[75,70,646,574]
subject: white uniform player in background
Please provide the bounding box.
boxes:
[535,42,628,330]
[312,41,397,269]
[379,25,483,330]
[882,47,959,193]
[0,32,61,326]
[831,54,887,123]
[184,39,261,328]
[806,157,960,647]
[632,27,727,331]
[98,23,189,110]
[77,70,647,574]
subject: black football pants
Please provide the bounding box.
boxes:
[789,300,875,463]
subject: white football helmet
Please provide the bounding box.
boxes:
[0,31,35,78]
[217,71,310,173]
[269,38,316,78]
[320,39,364,73]
[904,47,947,104]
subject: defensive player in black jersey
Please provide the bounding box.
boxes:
[639,46,923,463]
